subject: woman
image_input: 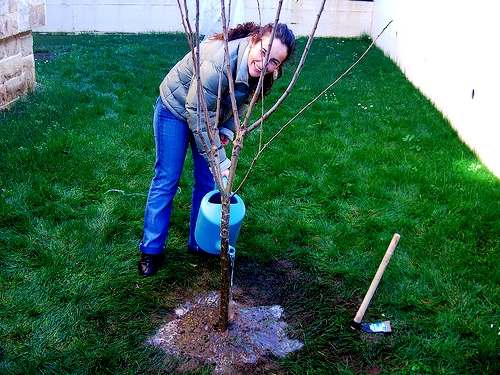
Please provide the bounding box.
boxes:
[138,22,296,276]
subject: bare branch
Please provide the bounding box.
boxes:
[223,0,284,201]
[235,20,394,194]
[227,0,232,27]
[246,0,327,134]
[177,0,225,188]
[215,70,223,129]
[175,0,193,50]
[240,0,284,131]
[258,74,265,152]
[256,0,262,25]
[180,1,216,146]
[254,0,265,158]
[219,0,241,150]
[254,0,265,157]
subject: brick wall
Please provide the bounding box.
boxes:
[1,0,46,110]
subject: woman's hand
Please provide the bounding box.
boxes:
[217,158,231,179]
[220,134,230,146]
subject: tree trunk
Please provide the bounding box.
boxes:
[216,194,231,331]
[174,0,331,333]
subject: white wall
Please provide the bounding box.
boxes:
[37,0,182,33]
[36,0,374,37]
[371,0,499,177]
[243,0,373,37]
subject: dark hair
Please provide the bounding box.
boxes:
[211,22,295,62]
[211,22,296,97]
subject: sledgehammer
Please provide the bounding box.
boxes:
[350,233,400,334]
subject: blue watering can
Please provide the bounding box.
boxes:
[194,179,246,255]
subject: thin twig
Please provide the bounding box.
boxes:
[255,0,265,157]
[175,0,193,50]
[240,0,283,131]
[194,1,217,150]
[219,0,244,194]
[225,0,284,197]
[178,0,224,188]
[215,70,223,129]
[235,20,394,193]
[227,0,232,27]
[220,0,241,141]
[258,77,265,152]
[246,0,327,134]
[256,0,262,25]
[178,1,212,151]
[214,0,232,135]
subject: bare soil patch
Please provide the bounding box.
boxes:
[148,258,309,374]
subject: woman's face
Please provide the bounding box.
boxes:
[247,34,288,78]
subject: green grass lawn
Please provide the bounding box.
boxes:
[1,33,498,374]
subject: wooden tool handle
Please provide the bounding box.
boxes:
[353,233,400,324]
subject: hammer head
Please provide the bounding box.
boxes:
[350,320,392,335]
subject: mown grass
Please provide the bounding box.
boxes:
[1,33,498,374]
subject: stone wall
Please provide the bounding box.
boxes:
[1,0,46,110]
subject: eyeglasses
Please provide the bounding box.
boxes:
[260,48,281,71]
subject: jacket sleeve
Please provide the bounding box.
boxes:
[219,117,235,141]
[218,103,248,142]
[185,60,231,171]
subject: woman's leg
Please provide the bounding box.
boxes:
[188,132,215,250]
[140,99,190,255]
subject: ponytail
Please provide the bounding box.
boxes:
[210,22,263,42]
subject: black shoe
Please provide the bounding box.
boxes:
[138,253,165,277]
